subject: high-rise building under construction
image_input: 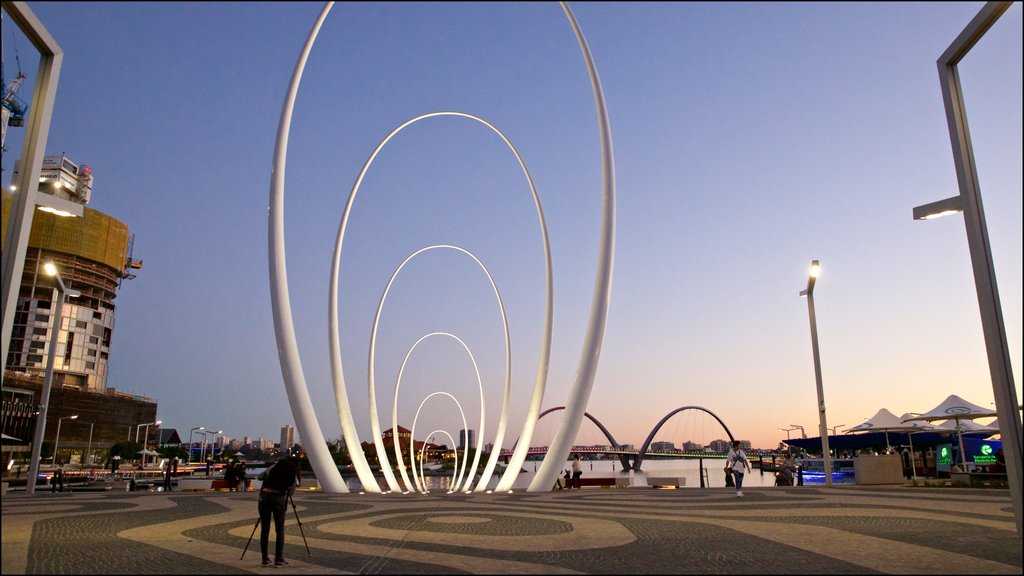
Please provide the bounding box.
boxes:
[2,154,141,391]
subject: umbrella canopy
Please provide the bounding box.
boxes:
[845,409,905,433]
[935,419,1000,436]
[904,395,997,466]
[136,449,160,456]
[902,395,997,422]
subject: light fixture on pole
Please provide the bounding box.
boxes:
[913,0,1022,533]
[828,424,845,436]
[188,426,205,463]
[134,420,161,467]
[52,414,79,466]
[799,259,833,487]
[142,420,161,461]
[201,430,222,463]
[25,262,79,495]
[788,424,807,440]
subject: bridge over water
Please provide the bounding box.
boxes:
[501,405,737,471]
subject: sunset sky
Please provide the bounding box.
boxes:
[3,2,1020,451]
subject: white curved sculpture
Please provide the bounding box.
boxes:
[369,246,503,493]
[527,1,615,493]
[418,429,459,494]
[269,2,612,495]
[331,117,552,494]
[394,341,478,493]
[409,393,468,493]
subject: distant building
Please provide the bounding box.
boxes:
[651,441,676,452]
[682,441,703,452]
[459,429,475,450]
[708,439,731,453]
[1,370,156,466]
[280,425,296,452]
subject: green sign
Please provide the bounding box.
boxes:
[938,446,951,466]
[974,443,997,464]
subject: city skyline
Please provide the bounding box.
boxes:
[2,3,1020,452]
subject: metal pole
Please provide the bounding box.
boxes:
[806,290,833,486]
[85,422,93,467]
[933,0,1021,533]
[26,287,64,495]
[53,417,65,466]
[0,1,63,376]
[142,424,151,467]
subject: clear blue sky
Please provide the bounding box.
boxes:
[3,2,1020,451]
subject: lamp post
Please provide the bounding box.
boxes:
[799,259,833,486]
[82,421,94,466]
[135,420,161,467]
[188,426,205,463]
[25,262,79,495]
[912,1,1021,534]
[789,424,807,440]
[52,415,79,466]
[200,430,222,464]
[828,425,845,436]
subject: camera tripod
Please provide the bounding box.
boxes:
[241,492,311,560]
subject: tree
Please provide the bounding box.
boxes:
[108,441,143,462]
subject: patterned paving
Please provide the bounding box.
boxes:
[2,486,1020,574]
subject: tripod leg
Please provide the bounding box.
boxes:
[288,493,312,558]
[240,515,261,560]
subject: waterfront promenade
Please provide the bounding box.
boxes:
[2,485,1020,574]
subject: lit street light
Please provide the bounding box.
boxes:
[200,430,222,464]
[135,420,161,467]
[53,415,79,466]
[188,426,205,463]
[912,0,1021,534]
[25,262,80,495]
[799,259,833,487]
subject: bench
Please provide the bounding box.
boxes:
[951,472,1009,488]
[556,477,617,489]
[646,476,686,488]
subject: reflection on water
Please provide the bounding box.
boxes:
[332,458,848,492]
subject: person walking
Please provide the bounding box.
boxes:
[571,456,583,489]
[258,456,301,567]
[726,441,751,497]
[162,458,174,492]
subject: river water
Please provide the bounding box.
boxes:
[310,457,849,492]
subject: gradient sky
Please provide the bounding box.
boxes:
[3,2,1020,451]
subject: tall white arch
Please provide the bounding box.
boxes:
[269,2,611,495]
[267,2,346,492]
[393,339,479,493]
[528,2,615,492]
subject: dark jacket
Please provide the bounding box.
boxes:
[263,458,301,493]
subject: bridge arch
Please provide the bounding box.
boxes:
[634,406,735,471]
[507,406,632,472]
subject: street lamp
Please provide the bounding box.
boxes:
[82,421,94,466]
[200,430,222,464]
[135,420,161,467]
[188,426,205,463]
[52,415,79,465]
[25,262,80,495]
[913,1,1022,534]
[828,424,845,436]
[799,259,833,486]
[788,424,807,440]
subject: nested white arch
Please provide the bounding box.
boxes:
[409,393,468,494]
[393,338,479,493]
[269,2,611,495]
[372,246,496,492]
[331,114,553,494]
[418,430,459,494]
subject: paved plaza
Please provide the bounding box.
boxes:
[1,485,1021,574]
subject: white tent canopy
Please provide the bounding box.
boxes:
[845,409,905,433]
[903,395,998,466]
[935,419,1000,436]
[902,395,997,423]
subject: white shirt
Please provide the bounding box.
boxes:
[727,448,750,473]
